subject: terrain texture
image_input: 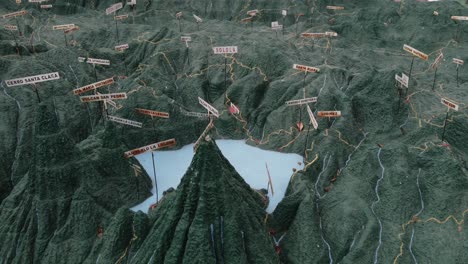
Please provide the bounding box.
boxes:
[0,0,467,263]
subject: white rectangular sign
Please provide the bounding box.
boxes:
[2,10,27,19]
[286,97,318,106]
[326,6,345,10]
[124,138,177,158]
[114,14,129,20]
[306,105,318,129]
[181,110,210,118]
[4,25,17,31]
[115,44,129,52]
[193,14,203,23]
[5,72,60,87]
[403,44,428,61]
[451,16,468,21]
[325,31,338,37]
[86,58,110,65]
[73,77,114,95]
[108,115,142,128]
[441,98,459,111]
[127,0,136,5]
[293,64,320,73]
[181,36,192,42]
[80,93,127,102]
[40,4,52,9]
[198,97,219,117]
[453,58,464,65]
[53,24,75,30]
[106,3,123,15]
[213,46,238,54]
[282,10,287,16]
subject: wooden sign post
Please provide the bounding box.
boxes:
[286,97,318,131]
[295,13,304,37]
[317,111,341,128]
[5,72,60,102]
[127,0,136,24]
[135,108,170,136]
[431,52,443,91]
[213,46,238,92]
[402,44,428,94]
[4,25,20,55]
[176,12,183,32]
[247,9,258,29]
[2,10,28,37]
[292,64,320,129]
[440,98,459,142]
[281,10,287,36]
[452,58,464,86]
[124,138,177,203]
[304,104,318,154]
[106,3,123,42]
[451,16,468,42]
[193,14,203,30]
[53,24,76,46]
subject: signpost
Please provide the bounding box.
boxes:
[281,10,287,35]
[292,64,320,128]
[402,44,428,92]
[271,22,283,38]
[193,14,203,30]
[73,77,114,95]
[124,138,177,203]
[198,97,220,118]
[295,13,304,37]
[193,118,214,152]
[135,108,170,118]
[176,12,183,32]
[53,24,76,46]
[213,46,238,91]
[440,98,459,141]
[180,109,210,118]
[451,16,468,41]
[106,3,123,41]
[2,10,27,37]
[108,115,143,128]
[452,58,464,86]
[4,25,19,54]
[5,72,60,102]
[430,52,443,91]
[80,92,127,102]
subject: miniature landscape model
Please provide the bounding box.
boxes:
[0,0,467,263]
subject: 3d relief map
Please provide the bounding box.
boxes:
[1,0,468,263]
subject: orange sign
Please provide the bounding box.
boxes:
[317,111,341,117]
[403,44,428,61]
[73,77,114,95]
[135,108,169,118]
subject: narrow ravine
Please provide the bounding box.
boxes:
[409,168,424,264]
[371,148,385,264]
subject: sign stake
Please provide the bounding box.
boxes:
[32,84,41,102]
[456,64,459,86]
[405,57,415,96]
[8,29,20,55]
[224,57,227,91]
[441,109,450,142]
[151,151,159,203]
[63,32,68,46]
[14,16,22,37]
[432,67,438,91]
[115,18,120,42]
[304,123,311,155]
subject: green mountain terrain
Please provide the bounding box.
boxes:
[0,0,467,263]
